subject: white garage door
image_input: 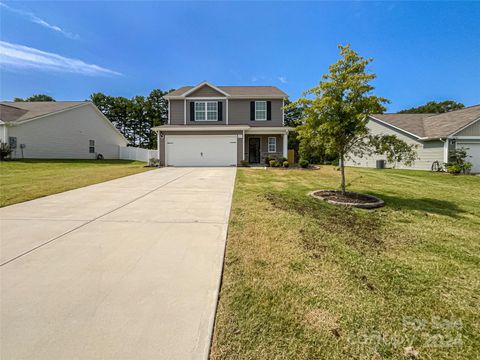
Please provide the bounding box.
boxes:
[166,135,237,166]
[457,142,480,173]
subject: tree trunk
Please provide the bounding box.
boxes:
[340,151,346,195]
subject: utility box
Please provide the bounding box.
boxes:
[288,149,295,164]
[376,159,386,169]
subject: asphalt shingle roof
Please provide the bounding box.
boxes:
[0,102,87,123]
[370,105,480,139]
[165,85,287,97]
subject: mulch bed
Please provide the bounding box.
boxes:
[309,190,385,209]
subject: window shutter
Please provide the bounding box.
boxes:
[250,101,255,121]
[190,102,195,121]
[267,101,272,120]
[218,102,223,121]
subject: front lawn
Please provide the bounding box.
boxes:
[211,166,480,359]
[0,159,152,207]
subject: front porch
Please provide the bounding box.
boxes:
[243,129,288,165]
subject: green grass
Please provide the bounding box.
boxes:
[0,159,152,207]
[211,166,480,359]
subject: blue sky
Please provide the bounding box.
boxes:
[1,1,479,112]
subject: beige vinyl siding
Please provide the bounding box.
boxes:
[453,119,480,136]
[8,104,127,159]
[346,118,444,170]
[228,99,283,127]
[158,130,243,165]
[169,98,284,126]
[185,100,226,125]
[169,100,184,125]
[187,85,226,97]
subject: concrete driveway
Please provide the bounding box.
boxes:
[0,167,236,360]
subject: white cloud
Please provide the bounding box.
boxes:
[278,76,288,84]
[0,2,79,39]
[0,41,122,76]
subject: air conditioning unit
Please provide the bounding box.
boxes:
[376,160,386,169]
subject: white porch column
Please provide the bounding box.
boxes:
[283,132,288,158]
[242,130,245,161]
[157,131,161,161]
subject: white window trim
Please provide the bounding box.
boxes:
[89,139,95,154]
[268,136,277,153]
[194,101,218,121]
[255,101,267,121]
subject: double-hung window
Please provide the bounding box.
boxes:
[255,101,267,121]
[195,101,217,121]
[268,137,277,153]
[89,140,95,153]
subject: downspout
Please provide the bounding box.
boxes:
[440,138,448,164]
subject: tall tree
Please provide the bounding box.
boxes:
[398,100,464,114]
[90,89,170,148]
[283,99,304,160]
[289,45,415,194]
[14,94,55,102]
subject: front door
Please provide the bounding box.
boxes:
[249,138,260,163]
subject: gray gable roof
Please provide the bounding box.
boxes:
[165,84,287,98]
[370,105,480,139]
[0,101,87,124]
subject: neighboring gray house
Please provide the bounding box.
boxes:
[0,101,128,159]
[152,81,290,166]
[346,105,480,173]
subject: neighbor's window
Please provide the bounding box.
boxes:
[255,101,267,121]
[89,140,95,153]
[195,101,217,121]
[268,137,276,153]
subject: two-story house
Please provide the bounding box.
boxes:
[152,81,290,166]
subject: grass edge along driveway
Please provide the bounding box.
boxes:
[0,159,152,207]
[211,166,480,360]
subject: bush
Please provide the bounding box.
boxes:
[148,158,160,167]
[283,161,289,168]
[299,159,309,168]
[264,156,271,166]
[240,160,249,167]
[0,142,12,161]
[269,159,277,167]
[279,157,287,163]
[444,148,473,175]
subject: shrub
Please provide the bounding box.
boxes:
[444,148,473,175]
[269,159,277,167]
[283,161,289,168]
[240,160,249,167]
[299,159,309,168]
[279,157,287,163]
[0,142,12,161]
[264,156,271,166]
[148,158,160,167]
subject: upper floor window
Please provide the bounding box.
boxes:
[195,101,217,121]
[255,101,267,121]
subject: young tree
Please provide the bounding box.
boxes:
[368,134,418,168]
[289,45,417,194]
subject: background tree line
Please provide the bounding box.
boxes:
[90,89,172,149]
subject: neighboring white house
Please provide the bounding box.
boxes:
[0,101,128,159]
[346,105,480,173]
